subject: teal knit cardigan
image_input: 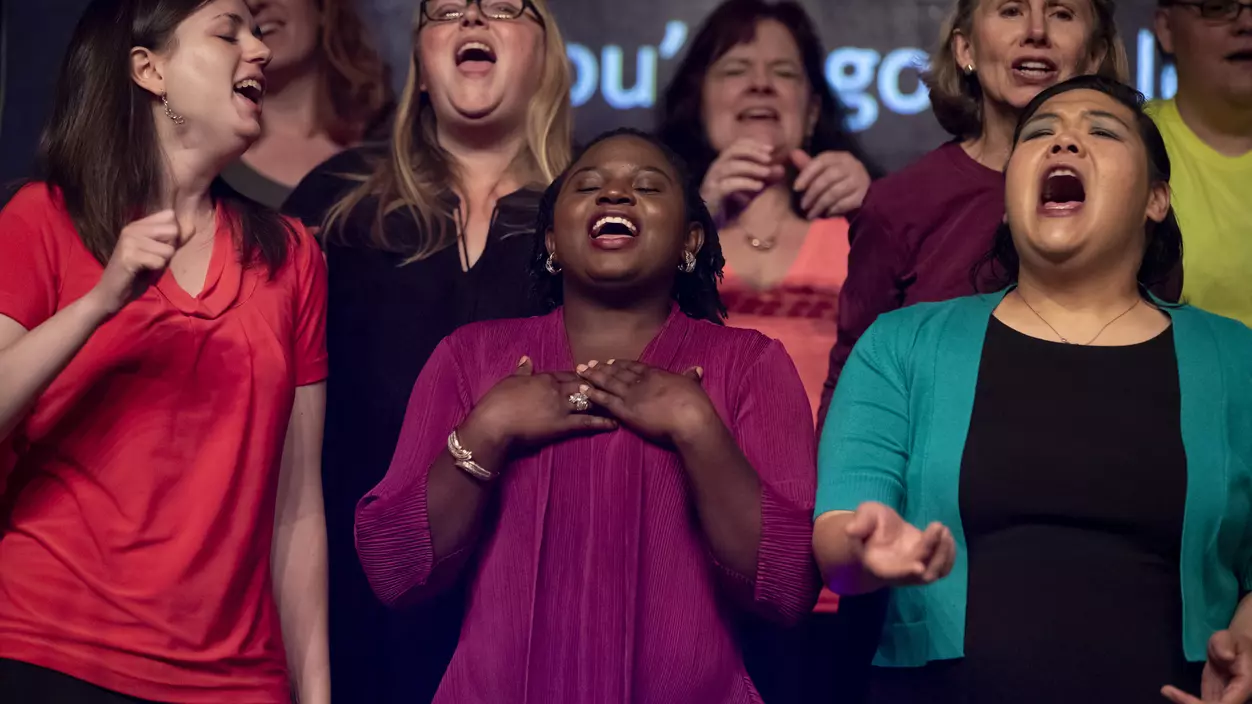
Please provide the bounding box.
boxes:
[816,289,1252,667]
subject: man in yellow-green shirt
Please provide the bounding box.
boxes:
[1150,0,1252,326]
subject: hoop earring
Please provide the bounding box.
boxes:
[545,253,561,275]
[161,92,185,125]
[679,250,696,274]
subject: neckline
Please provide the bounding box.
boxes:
[988,308,1173,350]
[722,219,823,291]
[943,140,1005,181]
[152,206,242,318]
[554,303,687,370]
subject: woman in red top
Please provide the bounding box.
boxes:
[0,1,329,702]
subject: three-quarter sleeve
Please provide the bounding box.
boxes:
[815,317,911,517]
[726,340,821,625]
[354,337,472,607]
[816,189,908,430]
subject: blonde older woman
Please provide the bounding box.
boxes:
[283,0,572,700]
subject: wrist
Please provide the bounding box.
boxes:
[457,409,511,465]
[669,401,723,449]
[73,289,116,326]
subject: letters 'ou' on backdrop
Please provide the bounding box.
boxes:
[0,0,1173,186]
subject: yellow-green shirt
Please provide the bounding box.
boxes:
[1147,99,1252,327]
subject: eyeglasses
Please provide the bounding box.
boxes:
[418,0,543,25]
[1165,0,1252,22]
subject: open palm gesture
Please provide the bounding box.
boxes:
[1162,630,1252,704]
[846,501,956,587]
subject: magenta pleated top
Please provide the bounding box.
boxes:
[355,306,820,704]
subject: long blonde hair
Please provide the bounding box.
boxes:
[323,0,573,261]
[922,0,1129,139]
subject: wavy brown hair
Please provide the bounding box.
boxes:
[318,0,392,143]
[322,0,572,261]
[923,0,1129,139]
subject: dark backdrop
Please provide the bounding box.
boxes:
[0,0,1176,186]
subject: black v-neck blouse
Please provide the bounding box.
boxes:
[284,145,547,703]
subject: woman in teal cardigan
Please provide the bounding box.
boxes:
[813,75,1252,704]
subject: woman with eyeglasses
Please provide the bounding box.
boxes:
[283,1,571,702]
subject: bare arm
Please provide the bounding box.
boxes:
[0,300,110,442]
[0,206,180,445]
[271,383,330,704]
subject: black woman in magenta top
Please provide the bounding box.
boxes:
[814,76,1252,704]
[282,0,573,701]
[0,1,328,702]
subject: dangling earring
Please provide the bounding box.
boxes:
[161,92,185,125]
[679,250,696,274]
[963,64,976,76]
[545,252,562,275]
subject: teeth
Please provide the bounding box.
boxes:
[1018,61,1051,71]
[1049,167,1077,178]
[458,41,493,58]
[234,78,263,93]
[593,216,637,236]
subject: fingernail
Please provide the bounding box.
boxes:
[579,384,589,393]
[606,359,615,364]
[587,360,598,368]
[517,355,530,367]
[695,366,704,378]
[576,364,588,373]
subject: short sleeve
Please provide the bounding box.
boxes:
[290,222,328,385]
[0,186,64,330]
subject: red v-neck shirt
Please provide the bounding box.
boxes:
[0,184,328,703]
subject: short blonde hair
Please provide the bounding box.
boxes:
[922,0,1129,139]
[323,0,573,260]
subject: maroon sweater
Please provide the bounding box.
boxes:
[816,142,1005,428]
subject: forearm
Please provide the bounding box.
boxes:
[674,418,762,580]
[356,411,505,604]
[812,511,886,596]
[0,294,109,441]
[273,508,330,704]
[423,413,508,562]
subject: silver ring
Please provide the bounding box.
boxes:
[567,392,590,412]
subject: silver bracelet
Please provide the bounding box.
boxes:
[448,429,495,481]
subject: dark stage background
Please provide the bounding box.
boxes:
[1,0,1175,186]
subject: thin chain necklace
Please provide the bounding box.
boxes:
[745,213,787,251]
[1015,290,1141,345]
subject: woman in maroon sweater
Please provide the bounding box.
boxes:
[815,0,1128,427]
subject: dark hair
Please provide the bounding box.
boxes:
[532,128,727,323]
[37,0,293,272]
[656,0,882,201]
[974,75,1183,291]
